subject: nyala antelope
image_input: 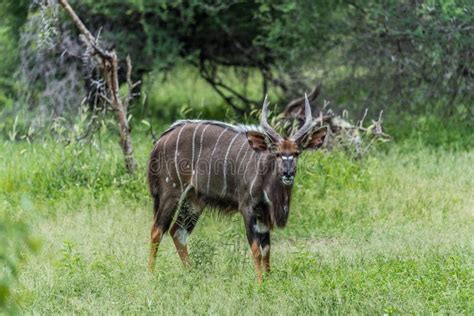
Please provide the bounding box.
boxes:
[147,94,326,282]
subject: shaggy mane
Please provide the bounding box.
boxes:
[159,119,263,139]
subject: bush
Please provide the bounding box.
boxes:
[386,114,474,151]
[0,214,38,312]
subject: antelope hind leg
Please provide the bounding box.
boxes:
[148,196,179,272]
[148,224,163,272]
[170,199,202,267]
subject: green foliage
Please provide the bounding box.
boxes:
[0,213,39,313]
[69,0,339,71]
[0,27,19,108]
[0,0,29,111]
[386,114,474,151]
[0,0,29,39]
[331,0,474,115]
[1,0,473,126]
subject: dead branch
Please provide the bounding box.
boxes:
[124,55,141,111]
[58,0,138,173]
[279,83,391,157]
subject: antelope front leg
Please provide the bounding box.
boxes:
[244,216,270,283]
[250,240,263,283]
[261,232,270,273]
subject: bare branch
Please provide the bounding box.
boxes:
[280,82,391,157]
[58,0,137,173]
[124,54,134,111]
[359,108,368,128]
[58,0,111,59]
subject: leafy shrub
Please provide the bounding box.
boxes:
[387,114,474,151]
[0,214,38,312]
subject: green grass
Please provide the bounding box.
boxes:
[1,136,473,314]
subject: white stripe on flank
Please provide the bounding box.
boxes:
[152,137,162,151]
[237,146,250,175]
[207,128,229,194]
[234,140,248,176]
[191,122,203,176]
[244,151,255,184]
[195,124,211,193]
[175,126,185,191]
[221,133,240,197]
[162,134,171,179]
[249,154,262,200]
[149,137,162,174]
[236,145,250,198]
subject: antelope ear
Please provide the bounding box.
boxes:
[246,131,271,152]
[298,126,327,151]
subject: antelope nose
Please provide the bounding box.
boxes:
[281,173,294,186]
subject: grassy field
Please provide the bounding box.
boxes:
[1,135,473,314]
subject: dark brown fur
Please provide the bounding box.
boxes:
[147,97,326,282]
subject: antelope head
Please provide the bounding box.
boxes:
[247,94,327,186]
